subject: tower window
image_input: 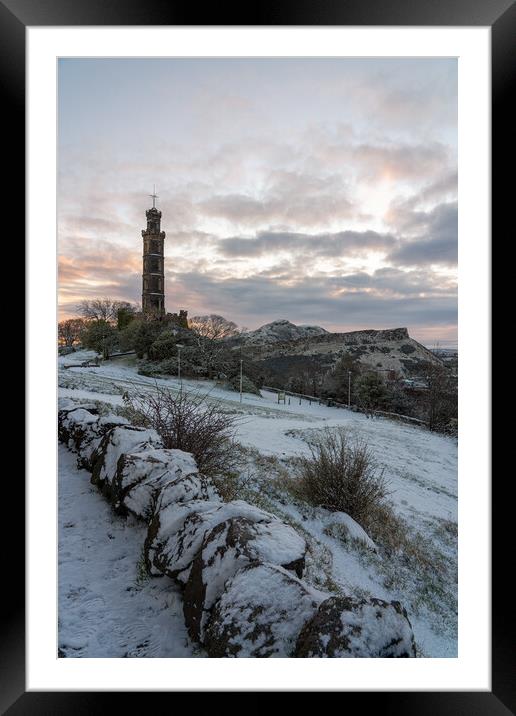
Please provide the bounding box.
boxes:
[147,256,160,273]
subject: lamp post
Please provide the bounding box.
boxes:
[239,358,243,403]
[348,370,351,407]
[176,344,184,389]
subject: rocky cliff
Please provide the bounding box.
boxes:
[240,323,442,377]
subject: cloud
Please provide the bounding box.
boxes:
[218,229,396,259]
[389,236,457,267]
[57,58,457,342]
[387,202,458,266]
[349,142,451,184]
[58,238,142,315]
[334,267,456,297]
[198,170,356,229]
[408,170,458,207]
[301,133,454,186]
[164,271,457,333]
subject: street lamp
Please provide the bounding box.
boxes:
[348,370,351,407]
[239,358,243,403]
[176,344,184,388]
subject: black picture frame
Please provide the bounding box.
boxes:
[7,0,509,710]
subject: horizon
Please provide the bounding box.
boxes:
[58,58,457,346]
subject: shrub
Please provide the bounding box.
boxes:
[400,344,416,354]
[81,319,118,358]
[423,364,458,433]
[122,385,240,476]
[148,331,179,361]
[117,305,137,331]
[354,372,391,413]
[291,429,389,526]
[320,353,361,403]
[119,319,162,358]
[227,374,260,395]
[157,357,178,375]
[137,361,162,377]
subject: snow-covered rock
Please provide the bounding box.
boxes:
[243,319,328,346]
[158,471,220,510]
[145,500,281,582]
[90,425,162,495]
[76,415,130,471]
[110,447,210,520]
[145,499,221,577]
[58,405,131,472]
[58,406,130,472]
[321,510,377,552]
[58,396,81,411]
[204,562,326,657]
[58,405,99,445]
[183,516,308,642]
[294,595,416,658]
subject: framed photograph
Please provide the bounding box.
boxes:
[9,0,509,708]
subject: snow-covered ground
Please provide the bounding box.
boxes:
[58,445,202,657]
[59,351,457,658]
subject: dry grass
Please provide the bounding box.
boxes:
[289,428,390,526]
[211,464,255,502]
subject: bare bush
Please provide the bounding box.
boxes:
[122,385,240,477]
[291,429,389,526]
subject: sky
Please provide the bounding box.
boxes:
[58,58,457,346]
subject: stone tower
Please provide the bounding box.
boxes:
[141,190,165,316]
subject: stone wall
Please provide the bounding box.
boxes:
[58,400,417,658]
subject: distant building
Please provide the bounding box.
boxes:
[167,309,189,329]
[141,190,165,316]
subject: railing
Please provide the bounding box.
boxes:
[262,386,323,406]
[105,351,137,359]
[261,386,427,426]
[62,360,100,369]
[363,409,427,426]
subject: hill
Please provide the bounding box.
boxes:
[238,324,442,378]
[242,319,328,345]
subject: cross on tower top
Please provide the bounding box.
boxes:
[149,184,158,208]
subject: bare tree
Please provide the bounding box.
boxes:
[423,364,457,432]
[58,318,86,347]
[188,315,241,378]
[188,314,239,340]
[76,298,135,323]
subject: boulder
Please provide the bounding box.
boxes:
[76,415,130,471]
[158,470,219,509]
[204,562,325,657]
[109,447,212,520]
[58,406,99,446]
[58,397,80,411]
[144,500,279,582]
[321,510,377,552]
[183,516,308,642]
[294,595,417,658]
[144,499,221,577]
[57,405,130,472]
[90,425,162,497]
